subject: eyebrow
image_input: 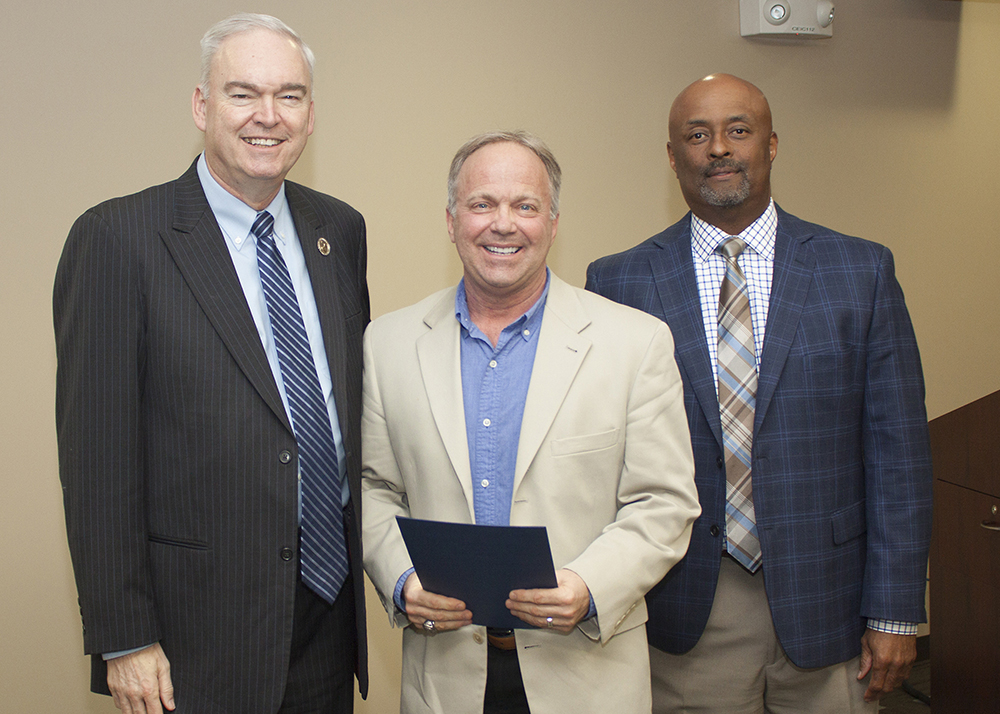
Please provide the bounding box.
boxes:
[223,81,309,94]
[466,191,544,205]
[685,114,751,127]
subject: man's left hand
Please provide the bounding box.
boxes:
[857,629,916,702]
[506,569,591,633]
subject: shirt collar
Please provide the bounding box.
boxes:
[197,153,290,252]
[690,198,777,263]
[455,269,551,344]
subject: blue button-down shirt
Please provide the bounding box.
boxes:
[457,276,548,526]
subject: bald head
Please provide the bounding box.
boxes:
[669,74,772,142]
[666,73,778,235]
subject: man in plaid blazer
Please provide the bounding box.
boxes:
[586,74,932,712]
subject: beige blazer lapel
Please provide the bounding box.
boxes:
[415,289,476,519]
[514,276,592,492]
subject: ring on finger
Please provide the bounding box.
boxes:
[423,619,436,632]
[545,616,554,628]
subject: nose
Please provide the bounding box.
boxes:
[708,134,731,159]
[491,204,516,234]
[253,97,279,127]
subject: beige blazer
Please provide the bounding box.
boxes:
[362,274,699,714]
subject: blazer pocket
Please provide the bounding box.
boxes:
[831,499,867,545]
[148,533,209,550]
[345,309,365,336]
[550,428,621,457]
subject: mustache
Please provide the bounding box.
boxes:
[703,159,746,177]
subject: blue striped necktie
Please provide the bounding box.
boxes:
[253,210,348,604]
[717,237,762,573]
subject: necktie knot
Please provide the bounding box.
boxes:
[719,237,746,261]
[252,211,274,241]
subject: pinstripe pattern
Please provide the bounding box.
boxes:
[586,206,933,669]
[54,160,370,711]
[254,211,349,604]
[717,239,761,572]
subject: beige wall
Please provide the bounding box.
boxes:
[2,0,997,710]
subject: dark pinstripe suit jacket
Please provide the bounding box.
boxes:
[53,160,369,711]
[586,206,933,669]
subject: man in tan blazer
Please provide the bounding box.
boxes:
[361,130,700,714]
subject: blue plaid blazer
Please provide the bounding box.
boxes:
[586,206,932,668]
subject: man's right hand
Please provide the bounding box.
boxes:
[106,642,175,714]
[402,573,473,632]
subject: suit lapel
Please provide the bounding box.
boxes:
[515,276,591,491]
[650,224,724,448]
[159,162,290,432]
[416,290,476,517]
[755,210,816,431]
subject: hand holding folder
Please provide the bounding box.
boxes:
[397,516,558,630]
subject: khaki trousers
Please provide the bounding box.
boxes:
[650,556,877,714]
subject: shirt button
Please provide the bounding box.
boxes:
[481,479,489,488]
[489,360,497,368]
[522,329,530,337]
[483,418,491,427]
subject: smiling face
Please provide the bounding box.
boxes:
[447,141,559,310]
[667,74,777,235]
[192,28,314,210]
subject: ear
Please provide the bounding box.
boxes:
[666,142,678,174]
[446,207,456,244]
[192,86,208,132]
[769,131,778,163]
[307,100,315,136]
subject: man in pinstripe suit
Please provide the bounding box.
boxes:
[587,74,932,712]
[54,14,368,714]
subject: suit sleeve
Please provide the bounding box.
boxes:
[53,209,161,655]
[563,322,701,642]
[359,325,413,628]
[859,246,933,623]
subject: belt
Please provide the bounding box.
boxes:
[486,628,516,650]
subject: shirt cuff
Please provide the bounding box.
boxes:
[393,567,416,612]
[102,644,155,660]
[866,619,918,636]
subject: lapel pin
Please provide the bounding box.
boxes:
[317,237,331,256]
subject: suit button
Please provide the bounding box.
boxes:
[716,456,724,469]
[280,547,294,561]
[710,525,720,537]
[279,450,292,464]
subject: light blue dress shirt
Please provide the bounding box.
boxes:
[197,155,348,509]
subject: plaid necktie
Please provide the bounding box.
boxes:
[717,237,762,572]
[253,210,348,603]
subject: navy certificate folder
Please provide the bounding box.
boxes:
[396,516,558,630]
